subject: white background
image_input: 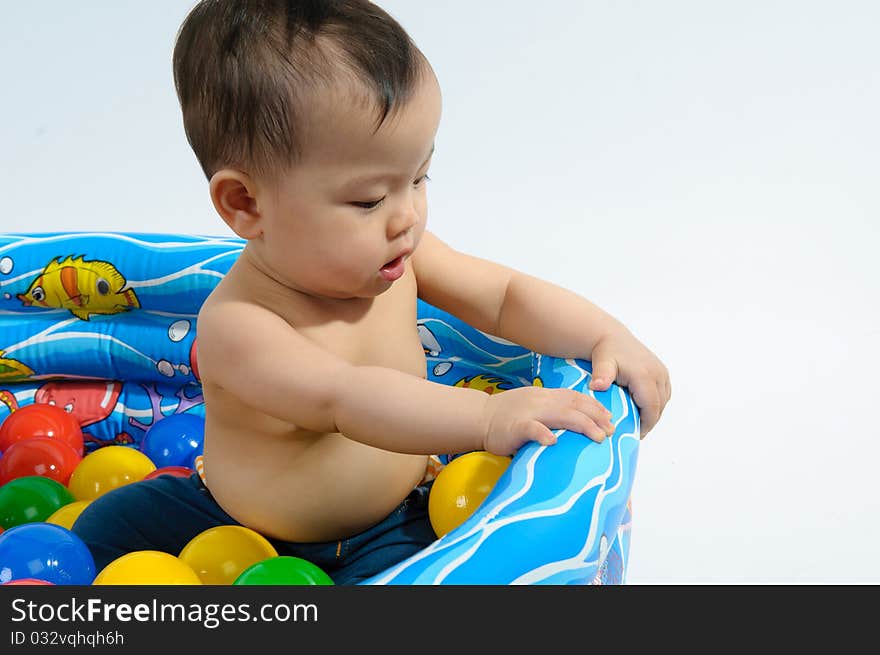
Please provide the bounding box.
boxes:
[1,1,878,583]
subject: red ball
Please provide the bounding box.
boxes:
[0,404,84,456]
[143,466,195,481]
[190,338,200,381]
[0,437,83,486]
[3,578,54,585]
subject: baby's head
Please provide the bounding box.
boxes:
[173,0,441,299]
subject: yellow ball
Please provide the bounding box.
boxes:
[428,451,512,538]
[179,525,278,585]
[93,550,202,585]
[46,500,92,530]
[67,446,156,501]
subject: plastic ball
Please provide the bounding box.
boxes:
[46,499,92,531]
[234,555,334,585]
[93,550,202,585]
[0,403,84,456]
[179,525,278,585]
[3,578,54,585]
[143,465,195,481]
[428,451,512,538]
[0,475,75,530]
[140,413,205,469]
[67,446,156,501]
[0,436,82,486]
[190,338,200,381]
[0,522,96,584]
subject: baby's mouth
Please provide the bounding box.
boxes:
[381,255,403,270]
[379,254,407,282]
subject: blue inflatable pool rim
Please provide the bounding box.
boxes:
[0,232,638,585]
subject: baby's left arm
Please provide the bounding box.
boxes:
[412,231,671,438]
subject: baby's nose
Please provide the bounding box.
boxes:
[388,203,419,239]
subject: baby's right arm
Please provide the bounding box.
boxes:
[197,300,614,458]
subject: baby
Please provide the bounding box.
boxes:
[72,0,670,584]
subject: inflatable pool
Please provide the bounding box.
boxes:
[0,231,639,584]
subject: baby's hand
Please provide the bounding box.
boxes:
[588,327,671,439]
[480,386,615,456]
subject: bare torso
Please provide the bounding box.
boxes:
[198,257,428,542]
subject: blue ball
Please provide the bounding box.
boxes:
[0,522,96,584]
[140,413,205,469]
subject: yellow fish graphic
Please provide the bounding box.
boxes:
[17,256,140,321]
[454,374,514,395]
[0,350,34,380]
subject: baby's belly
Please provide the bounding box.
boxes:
[204,424,429,543]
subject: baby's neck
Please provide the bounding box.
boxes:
[236,244,374,315]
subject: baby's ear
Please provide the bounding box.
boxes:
[209,169,263,240]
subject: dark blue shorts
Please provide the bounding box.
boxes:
[71,473,436,585]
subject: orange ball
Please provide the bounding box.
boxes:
[428,451,511,538]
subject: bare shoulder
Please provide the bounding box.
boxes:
[410,230,462,306]
[194,274,347,428]
[410,230,453,277]
[195,276,299,378]
[197,276,267,340]
[411,230,514,335]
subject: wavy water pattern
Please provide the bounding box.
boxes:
[3,313,199,384]
[361,354,639,585]
[418,317,532,386]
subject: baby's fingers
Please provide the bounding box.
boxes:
[632,382,662,439]
[570,391,615,435]
[548,408,610,443]
[523,419,558,447]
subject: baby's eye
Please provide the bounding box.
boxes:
[414,174,432,186]
[350,197,385,210]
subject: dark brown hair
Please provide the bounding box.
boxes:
[172,0,427,181]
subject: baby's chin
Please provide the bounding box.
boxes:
[289,279,393,302]
[263,262,397,301]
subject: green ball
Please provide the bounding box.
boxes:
[0,475,76,530]
[233,556,334,586]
